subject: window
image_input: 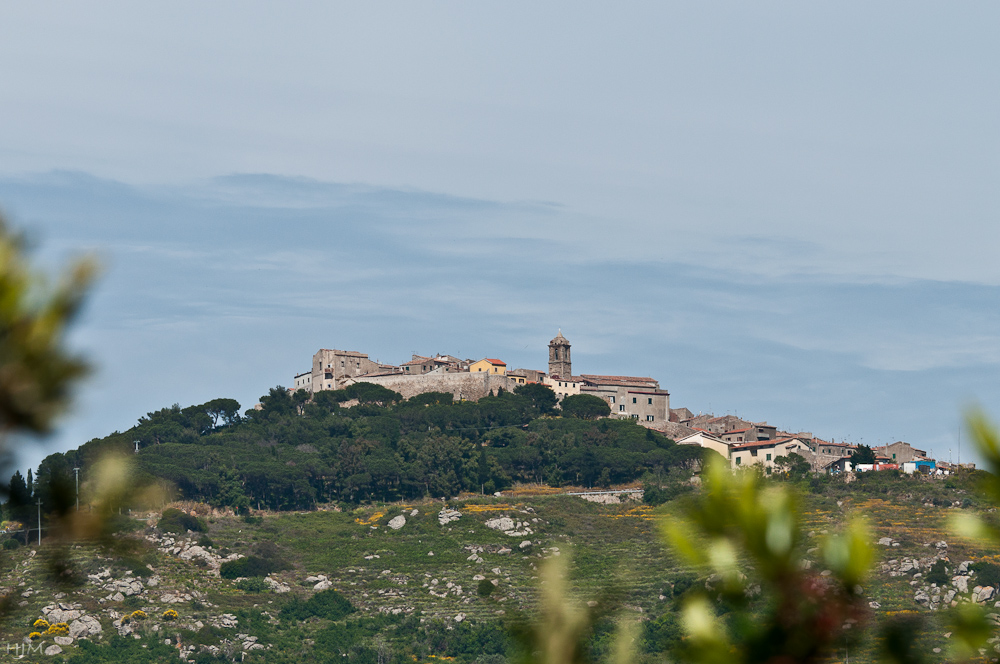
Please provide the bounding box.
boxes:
[766,453,772,461]
[892,454,896,460]
[646,415,654,422]
[619,405,625,412]
[648,398,653,405]
[736,457,742,466]
[632,397,637,404]
[609,396,615,403]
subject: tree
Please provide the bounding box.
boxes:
[0,213,94,452]
[849,444,876,466]
[204,398,241,428]
[559,394,611,420]
[773,452,811,479]
[342,382,402,406]
[514,383,557,415]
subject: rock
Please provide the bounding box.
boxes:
[485,517,516,533]
[936,541,948,549]
[519,541,532,549]
[305,576,320,583]
[428,552,434,556]
[314,580,332,591]
[945,590,957,604]
[69,615,102,639]
[454,613,465,622]
[979,586,996,603]
[410,509,419,516]
[112,592,125,603]
[388,515,406,530]
[953,576,970,594]
[264,576,291,593]
[54,636,73,646]
[869,601,881,609]
[914,591,930,605]
[44,645,63,656]
[959,561,974,574]
[878,537,893,546]
[473,575,485,581]
[438,509,461,525]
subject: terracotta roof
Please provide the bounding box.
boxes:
[731,437,802,452]
[482,358,506,366]
[722,428,752,435]
[581,374,659,387]
[402,356,432,366]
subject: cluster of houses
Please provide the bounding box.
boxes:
[292,331,960,476]
[662,411,959,475]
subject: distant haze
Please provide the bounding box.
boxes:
[0,3,997,470]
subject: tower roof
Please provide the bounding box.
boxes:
[550,329,569,345]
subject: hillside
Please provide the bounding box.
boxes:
[1,472,999,664]
[23,385,701,514]
[4,387,1000,663]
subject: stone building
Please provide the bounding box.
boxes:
[730,437,812,470]
[293,371,312,391]
[310,349,381,392]
[876,441,928,465]
[548,331,572,378]
[580,374,669,423]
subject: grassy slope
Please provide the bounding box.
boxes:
[0,482,997,664]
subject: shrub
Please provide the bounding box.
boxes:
[2,538,20,551]
[197,534,214,549]
[28,632,41,641]
[236,577,269,593]
[45,622,69,636]
[926,560,949,585]
[158,508,207,534]
[130,610,148,621]
[241,514,263,525]
[220,556,281,580]
[32,618,49,630]
[162,609,179,621]
[972,562,1000,587]
[477,579,495,598]
[282,589,355,622]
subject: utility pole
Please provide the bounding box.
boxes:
[73,467,80,511]
[36,499,42,546]
[134,439,140,454]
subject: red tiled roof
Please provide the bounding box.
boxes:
[731,437,801,451]
[482,358,506,366]
[722,428,751,435]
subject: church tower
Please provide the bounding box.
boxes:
[548,330,572,378]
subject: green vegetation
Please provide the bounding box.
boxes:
[157,507,207,534]
[282,588,356,622]
[559,394,611,420]
[22,384,701,513]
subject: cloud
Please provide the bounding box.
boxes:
[1,171,999,472]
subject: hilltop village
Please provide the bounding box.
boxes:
[293,331,960,476]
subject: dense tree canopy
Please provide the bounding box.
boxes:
[559,394,612,420]
[22,385,701,511]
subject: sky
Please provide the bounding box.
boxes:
[0,3,998,472]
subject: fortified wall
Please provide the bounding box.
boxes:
[343,371,518,402]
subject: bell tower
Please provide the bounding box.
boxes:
[548,330,572,378]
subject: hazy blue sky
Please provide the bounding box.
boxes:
[1,4,997,470]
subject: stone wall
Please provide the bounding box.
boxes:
[343,372,518,402]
